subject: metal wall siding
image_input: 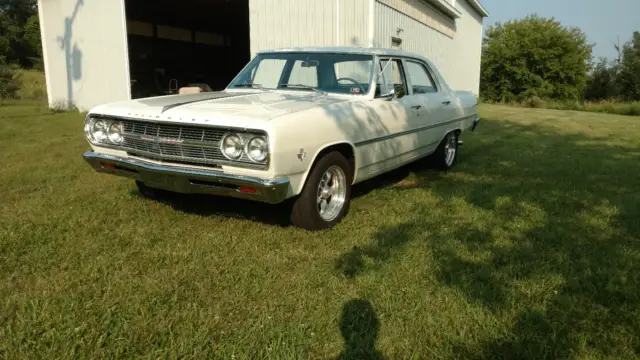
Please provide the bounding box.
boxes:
[373,0,482,95]
[248,0,372,86]
[338,0,371,46]
[376,0,455,38]
[449,0,483,95]
[38,0,130,111]
[249,0,338,57]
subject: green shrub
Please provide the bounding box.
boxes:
[524,96,546,108]
[17,70,47,101]
[0,63,21,100]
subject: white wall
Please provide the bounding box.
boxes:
[373,0,483,95]
[448,0,483,95]
[38,0,130,111]
[248,0,371,55]
[248,0,372,87]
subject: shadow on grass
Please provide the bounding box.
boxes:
[129,189,294,227]
[336,118,640,358]
[336,299,387,360]
[129,155,428,228]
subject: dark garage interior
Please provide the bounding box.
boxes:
[124,0,250,99]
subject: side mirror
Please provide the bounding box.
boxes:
[380,88,395,100]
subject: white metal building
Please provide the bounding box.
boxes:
[37,0,488,111]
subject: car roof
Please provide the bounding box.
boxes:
[256,46,429,62]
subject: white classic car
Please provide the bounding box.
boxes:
[82,47,479,230]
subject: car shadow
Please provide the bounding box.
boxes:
[129,189,293,227]
[129,157,437,228]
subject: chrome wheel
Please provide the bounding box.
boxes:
[316,165,347,222]
[444,132,457,167]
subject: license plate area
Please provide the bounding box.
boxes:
[141,172,181,189]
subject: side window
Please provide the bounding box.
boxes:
[252,59,286,88]
[406,61,438,94]
[287,60,318,87]
[377,59,407,98]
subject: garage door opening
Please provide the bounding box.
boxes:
[124,0,250,99]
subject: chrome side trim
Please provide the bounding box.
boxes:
[354,116,469,147]
[82,152,289,204]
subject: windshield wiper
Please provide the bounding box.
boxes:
[232,83,269,91]
[279,83,327,96]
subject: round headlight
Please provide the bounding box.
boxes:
[90,119,107,142]
[246,136,268,162]
[107,122,123,144]
[221,134,243,159]
[84,117,96,141]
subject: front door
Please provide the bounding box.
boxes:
[354,57,423,179]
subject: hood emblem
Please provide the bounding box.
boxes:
[140,134,184,145]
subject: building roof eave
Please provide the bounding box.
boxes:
[465,0,489,17]
[423,0,462,19]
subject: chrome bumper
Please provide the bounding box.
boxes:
[82,152,290,204]
[471,116,480,131]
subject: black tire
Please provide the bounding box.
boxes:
[431,131,459,170]
[290,151,353,231]
[135,181,171,200]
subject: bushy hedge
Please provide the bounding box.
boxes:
[0,62,21,99]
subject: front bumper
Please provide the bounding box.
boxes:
[82,152,290,204]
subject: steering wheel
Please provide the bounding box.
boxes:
[336,77,366,94]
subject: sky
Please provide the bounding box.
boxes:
[479,0,640,61]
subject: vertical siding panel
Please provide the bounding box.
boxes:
[374,0,483,95]
[338,0,369,47]
[39,0,129,110]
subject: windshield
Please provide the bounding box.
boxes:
[228,52,375,95]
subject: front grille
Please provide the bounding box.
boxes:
[104,119,267,168]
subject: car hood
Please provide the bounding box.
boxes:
[89,90,352,128]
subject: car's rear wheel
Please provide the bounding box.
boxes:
[290,151,352,230]
[432,131,459,170]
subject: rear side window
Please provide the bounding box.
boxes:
[406,61,437,94]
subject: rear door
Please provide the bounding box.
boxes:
[403,59,456,150]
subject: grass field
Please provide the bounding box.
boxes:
[1,103,639,359]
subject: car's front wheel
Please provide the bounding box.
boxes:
[290,151,352,230]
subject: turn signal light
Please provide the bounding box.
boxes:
[238,186,257,194]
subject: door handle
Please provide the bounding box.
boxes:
[442,100,451,105]
[411,105,422,109]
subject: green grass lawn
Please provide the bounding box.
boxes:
[1,103,639,359]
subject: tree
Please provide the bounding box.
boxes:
[585,58,617,101]
[480,14,593,102]
[0,0,41,68]
[616,31,640,101]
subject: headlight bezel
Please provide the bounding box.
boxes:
[220,133,244,160]
[220,132,270,164]
[245,136,269,163]
[84,116,123,146]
